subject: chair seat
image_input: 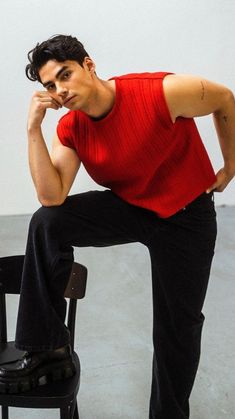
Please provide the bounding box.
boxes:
[0,341,25,364]
[0,351,80,409]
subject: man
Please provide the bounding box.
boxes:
[0,34,234,418]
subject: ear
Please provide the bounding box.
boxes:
[83,57,96,74]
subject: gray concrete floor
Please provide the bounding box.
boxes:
[0,206,234,419]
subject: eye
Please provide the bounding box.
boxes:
[46,84,55,92]
[61,71,71,80]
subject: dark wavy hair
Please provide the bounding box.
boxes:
[25,34,90,83]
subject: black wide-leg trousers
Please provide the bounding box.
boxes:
[15,190,217,419]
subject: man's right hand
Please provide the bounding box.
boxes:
[27,91,62,131]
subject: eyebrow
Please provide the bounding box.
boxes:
[42,65,69,88]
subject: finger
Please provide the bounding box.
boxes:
[33,91,50,99]
[39,98,61,108]
[33,92,62,108]
[206,183,217,193]
[39,96,62,107]
[33,97,61,110]
[207,181,227,193]
[46,103,61,111]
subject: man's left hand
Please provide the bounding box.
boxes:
[206,166,235,193]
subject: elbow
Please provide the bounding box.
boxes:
[214,88,235,116]
[224,88,235,105]
[38,195,66,207]
[223,87,234,106]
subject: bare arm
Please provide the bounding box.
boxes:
[28,91,80,206]
[163,74,235,192]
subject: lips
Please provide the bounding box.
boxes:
[64,95,76,105]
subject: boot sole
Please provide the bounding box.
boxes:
[0,357,76,394]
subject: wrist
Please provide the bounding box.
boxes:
[224,162,235,177]
[27,124,42,136]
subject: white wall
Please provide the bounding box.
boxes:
[0,0,234,215]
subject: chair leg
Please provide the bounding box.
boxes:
[72,401,79,419]
[1,406,9,419]
[60,406,70,419]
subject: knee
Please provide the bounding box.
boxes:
[29,205,63,234]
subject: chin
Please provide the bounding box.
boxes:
[65,104,78,111]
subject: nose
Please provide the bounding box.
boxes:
[56,83,68,97]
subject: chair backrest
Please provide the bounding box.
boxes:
[0,255,87,349]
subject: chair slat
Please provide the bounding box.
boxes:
[64,263,87,299]
[0,256,24,294]
[0,257,87,299]
[0,294,7,342]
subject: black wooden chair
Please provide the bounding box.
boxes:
[0,255,87,419]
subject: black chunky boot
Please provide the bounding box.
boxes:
[0,344,75,393]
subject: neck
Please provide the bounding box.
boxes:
[85,79,116,119]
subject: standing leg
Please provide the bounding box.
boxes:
[148,193,217,419]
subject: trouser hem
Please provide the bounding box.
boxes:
[15,340,70,352]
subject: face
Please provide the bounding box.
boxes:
[39,58,96,111]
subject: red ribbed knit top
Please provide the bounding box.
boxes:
[57,72,216,218]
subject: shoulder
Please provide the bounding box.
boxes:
[57,111,80,147]
[57,110,82,134]
[110,72,173,82]
[162,74,231,121]
[58,110,77,127]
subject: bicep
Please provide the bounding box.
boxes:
[163,74,232,122]
[50,133,81,196]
